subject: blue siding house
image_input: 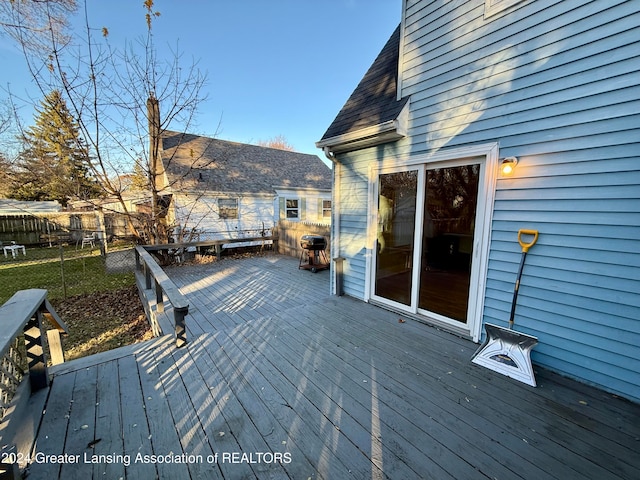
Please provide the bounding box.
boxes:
[317,0,639,402]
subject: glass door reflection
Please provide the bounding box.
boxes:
[374,170,418,306]
[418,165,479,323]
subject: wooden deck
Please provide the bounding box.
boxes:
[23,254,640,479]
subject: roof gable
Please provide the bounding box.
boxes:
[160,131,331,195]
[317,24,408,152]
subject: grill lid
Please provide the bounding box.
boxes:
[300,235,326,249]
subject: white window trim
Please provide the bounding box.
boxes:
[217,197,238,220]
[484,0,527,19]
[322,200,332,219]
[285,198,299,219]
[365,142,499,342]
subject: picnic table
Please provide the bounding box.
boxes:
[2,244,26,259]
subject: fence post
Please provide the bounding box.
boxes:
[59,246,67,298]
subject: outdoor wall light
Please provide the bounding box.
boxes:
[501,157,518,176]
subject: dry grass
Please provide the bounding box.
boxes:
[50,286,153,362]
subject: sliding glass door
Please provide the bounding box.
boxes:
[373,170,418,306]
[371,161,482,327]
[418,165,479,323]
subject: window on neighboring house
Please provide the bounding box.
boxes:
[218,198,238,219]
[484,0,527,18]
[322,200,332,218]
[285,199,299,219]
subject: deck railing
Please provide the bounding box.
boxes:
[134,246,189,347]
[142,234,278,259]
[0,289,67,479]
[134,236,277,347]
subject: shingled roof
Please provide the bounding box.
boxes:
[317,24,408,151]
[160,131,331,195]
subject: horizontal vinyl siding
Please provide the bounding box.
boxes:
[336,151,371,299]
[174,194,275,240]
[401,0,640,401]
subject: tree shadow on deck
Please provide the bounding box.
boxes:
[140,294,640,480]
[25,256,640,479]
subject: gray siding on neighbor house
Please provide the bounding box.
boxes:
[399,0,640,400]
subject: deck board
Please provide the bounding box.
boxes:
[253,308,521,480]
[136,347,192,479]
[154,346,222,479]
[216,326,381,480]
[292,302,601,479]
[167,256,331,338]
[274,304,544,479]
[92,361,126,479]
[59,367,97,480]
[176,338,280,479]
[203,331,321,479]
[21,254,640,479]
[119,354,158,479]
[231,316,453,480]
[26,372,76,480]
[315,297,634,480]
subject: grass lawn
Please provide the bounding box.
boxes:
[0,244,134,303]
[0,243,152,361]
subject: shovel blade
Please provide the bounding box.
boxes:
[472,323,538,387]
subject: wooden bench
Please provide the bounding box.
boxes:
[39,233,73,246]
[0,290,68,479]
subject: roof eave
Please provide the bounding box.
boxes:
[273,185,332,193]
[316,99,409,155]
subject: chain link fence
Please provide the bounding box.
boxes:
[0,239,138,305]
[0,213,336,306]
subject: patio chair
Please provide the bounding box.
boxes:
[81,233,96,249]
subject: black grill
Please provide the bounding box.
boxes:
[300,235,326,250]
[298,235,329,273]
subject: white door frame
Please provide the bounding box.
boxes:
[366,142,499,342]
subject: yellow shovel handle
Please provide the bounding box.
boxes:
[518,229,538,253]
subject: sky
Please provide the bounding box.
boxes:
[0,0,401,164]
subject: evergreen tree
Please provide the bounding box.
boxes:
[0,153,16,198]
[13,90,101,206]
[131,161,150,191]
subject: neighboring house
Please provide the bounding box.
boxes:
[68,173,154,214]
[158,131,331,245]
[317,1,639,402]
[0,199,62,215]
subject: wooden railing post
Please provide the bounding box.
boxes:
[23,311,48,391]
[174,307,188,348]
[134,246,190,348]
[144,262,152,290]
[155,279,164,313]
[135,248,141,271]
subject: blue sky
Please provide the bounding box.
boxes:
[0,1,401,162]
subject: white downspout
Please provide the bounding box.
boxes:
[323,147,341,295]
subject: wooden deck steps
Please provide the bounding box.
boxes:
[20,255,640,479]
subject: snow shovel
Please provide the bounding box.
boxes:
[471,229,539,386]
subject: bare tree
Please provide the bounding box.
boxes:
[257,134,296,151]
[0,0,76,54]
[0,99,12,137]
[4,0,210,244]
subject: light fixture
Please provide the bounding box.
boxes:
[501,157,518,176]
